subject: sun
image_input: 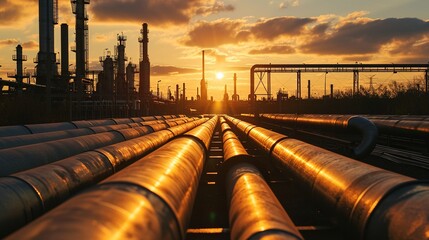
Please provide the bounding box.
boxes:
[216,72,224,80]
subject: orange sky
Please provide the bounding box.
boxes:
[0,0,428,99]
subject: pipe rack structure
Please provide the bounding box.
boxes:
[6,116,218,239]
[260,114,378,157]
[219,117,303,240]
[0,118,207,237]
[225,115,429,240]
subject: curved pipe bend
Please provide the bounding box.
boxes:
[347,116,378,158]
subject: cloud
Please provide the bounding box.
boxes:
[342,55,373,62]
[182,16,314,48]
[251,17,315,40]
[151,65,198,76]
[0,39,19,47]
[249,45,296,55]
[21,40,38,49]
[90,0,234,26]
[279,0,299,9]
[0,0,37,26]
[302,18,429,55]
[182,19,248,47]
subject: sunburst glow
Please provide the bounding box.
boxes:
[216,72,224,80]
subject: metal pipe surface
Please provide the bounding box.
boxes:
[7,117,217,239]
[260,114,378,157]
[225,116,429,239]
[220,118,303,240]
[0,119,205,237]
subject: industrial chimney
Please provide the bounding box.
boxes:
[139,23,150,114]
[200,50,207,101]
[232,73,239,101]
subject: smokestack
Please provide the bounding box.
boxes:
[307,80,311,99]
[139,23,150,114]
[330,84,334,99]
[232,73,239,101]
[61,23,69,90]
[224,84,229,101]
[202,50,205,80]
[175,84,179,103]
[15,45,24,84]
[200,50,207,101]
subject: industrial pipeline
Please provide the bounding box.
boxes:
[0,118,207,237]
[367,117,429,139]
[260,114,378,157]
[0,115,183,138]
[0,117,197,176]
[225,115,429,240]
[219,117,303,240]
[7,116,218,239]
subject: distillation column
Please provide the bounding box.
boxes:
[72,0,89,96]
[115,34,127,99]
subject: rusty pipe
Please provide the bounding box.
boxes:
[0,119,206,237]
[261,114,378,157]
[7,116,217,239]
[225,115,429,239]
[219,118,303,240]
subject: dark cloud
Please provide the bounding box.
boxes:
[182,16,315,48]
[251,17,315,40]
[302,18,429,55]
[90,0,234,26]
[0,0,37,26]
[249,45,296,55]
[151,65,198,76]
[182,19,247,47]
[311,23,330,36]
[342,55,373,62]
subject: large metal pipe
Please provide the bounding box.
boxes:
[0,115,183,138]
[260,114,378,157]
[219,118,303,240]
[0,119,207,237]
[7,116,218,239]
[225,116,429,239]
[369,118,429,139]
[0,121,178,176]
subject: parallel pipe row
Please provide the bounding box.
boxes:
[0,117,193,149]
[7,116,218,239]
[0,118,197,176]
[0,118,207,237]
[219,117,303,240]
[226,115,429,240]
[368,118,429,139]
[0,114,185,138]
[260,114,378,157]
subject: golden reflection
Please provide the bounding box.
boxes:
[112,199,148,240]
